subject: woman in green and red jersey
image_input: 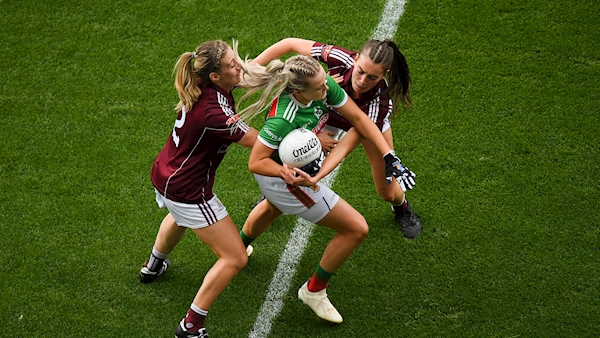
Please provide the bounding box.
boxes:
[236,55,410,324]
[253,38,421,239]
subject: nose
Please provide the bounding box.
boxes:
[358,74,367,85]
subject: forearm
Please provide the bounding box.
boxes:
[313,129,361,181]
[236,128,259,148]
[353,117,390,156]
[254,38,314,65]
[248,158,283,177]
[248,141,283,177]
[337,101,392,157]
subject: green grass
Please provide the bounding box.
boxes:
[1,0,599,337]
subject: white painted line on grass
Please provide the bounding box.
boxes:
[373,0,407,40]
[248,1,407,337]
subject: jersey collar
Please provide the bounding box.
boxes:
[288,93,312,108]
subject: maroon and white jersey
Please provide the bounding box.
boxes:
[151,83,250,204]
[310,42,392,132]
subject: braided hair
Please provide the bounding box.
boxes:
[360,39,412,110]
[237,55,323,124]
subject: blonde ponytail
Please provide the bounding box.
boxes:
[236,55,322,124]
[172,40,231,112]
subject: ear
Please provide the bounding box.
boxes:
[292,89,308,103]
[209,72,220,83]
[292,89,303,97]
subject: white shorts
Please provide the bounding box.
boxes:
[382,115,391,133]
[254,174,339,224]
[154,189,228,229]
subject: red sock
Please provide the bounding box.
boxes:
[392,200,408,214]
[307,273,328,292]
[184,305,207,332]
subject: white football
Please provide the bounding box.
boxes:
[278,128,322,168]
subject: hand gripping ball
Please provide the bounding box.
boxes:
[278,128,322,168]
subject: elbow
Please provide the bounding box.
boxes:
[248,161,257,174]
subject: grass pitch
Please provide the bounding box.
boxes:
[1,0,598,337]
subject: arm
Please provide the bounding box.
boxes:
[280,128,362,186]
[336,98,392,156]
[315,129,361,179]
[254,38,315,65]
[248,140,284,177]
[236,127,258,148]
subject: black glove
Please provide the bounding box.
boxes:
[298,152,324,177]
[383,150,416,190]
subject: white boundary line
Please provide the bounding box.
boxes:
[248,2,407,336]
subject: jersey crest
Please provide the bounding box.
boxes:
[321,45,334,62]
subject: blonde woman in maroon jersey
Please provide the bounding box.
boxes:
[252,38,421,239]
[139,40,257,338]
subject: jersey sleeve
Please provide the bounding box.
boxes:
[324,74,348,109]
[311,42,356,71]
[257,117,295,149]
[204,104,248,143]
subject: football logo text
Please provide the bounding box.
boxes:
[292,138,319,158]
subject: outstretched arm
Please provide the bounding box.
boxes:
[236,128,259,148]
[336,98,392,157]
[254,38,315,65]
[335,99,411,185]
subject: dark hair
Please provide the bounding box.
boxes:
[360,39,412,111]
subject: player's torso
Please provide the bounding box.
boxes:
[267,94,329,135]
[151,86,242,203]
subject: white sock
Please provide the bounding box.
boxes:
[147,246,168,271]
[190,303,208,316]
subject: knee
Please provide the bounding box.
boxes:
[357,223,369,242]
[231,252,248,272]
[379,190,396,203]
[350,219,369,243]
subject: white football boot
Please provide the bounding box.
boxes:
[298,281,343,323]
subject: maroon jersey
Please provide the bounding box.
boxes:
[151,83,249,204]
[310,42,392,132]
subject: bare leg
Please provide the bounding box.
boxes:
[315,198,369,273]
[153,213,186,254]
[361,128,405,204]
[242,199,282,239]
[190,215,248,310]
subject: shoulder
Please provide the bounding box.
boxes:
[198,85,238,125]
[267,94,299,122]
[324,75,348,108]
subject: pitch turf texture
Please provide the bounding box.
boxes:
[1,0,599,337]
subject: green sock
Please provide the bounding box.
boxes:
[315,264,333,281]
[308,265,333,292]
[240,230,255,247]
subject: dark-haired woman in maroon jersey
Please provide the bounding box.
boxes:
[253,38,421,239]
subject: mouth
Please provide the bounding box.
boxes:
[354,84,366,92]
